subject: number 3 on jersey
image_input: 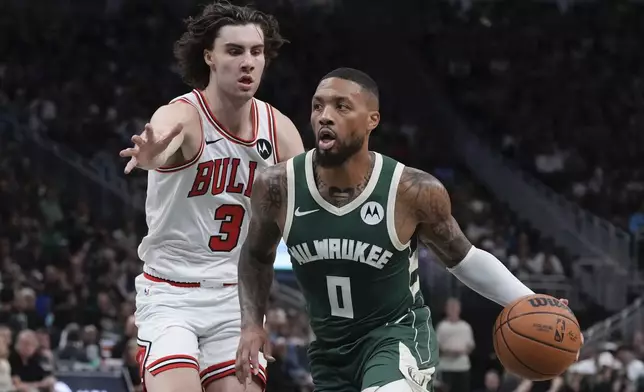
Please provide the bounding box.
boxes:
[209,204,245,252]
[326,276,354,319]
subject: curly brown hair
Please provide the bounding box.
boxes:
[173,1,287,90]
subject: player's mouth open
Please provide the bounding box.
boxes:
[237,76,254,89]
[318,128,336,150]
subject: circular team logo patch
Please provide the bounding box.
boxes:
[360,201,384,225]
[256,138,273,160]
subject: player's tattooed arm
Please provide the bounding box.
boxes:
[399,167,473,268]
[238,163,287,328]
[400,167,535,305]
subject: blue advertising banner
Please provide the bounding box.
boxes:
[56,371,131,392]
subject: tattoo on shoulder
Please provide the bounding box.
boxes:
[254,163,287,216]
[398,167,447,221]
[398,167,472,266]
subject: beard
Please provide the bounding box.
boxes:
[315,133,365,167]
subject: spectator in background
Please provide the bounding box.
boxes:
[35,329,54,367]
[507,233,536,280]
[9,329,56,392]
[475,369,500,392]
[0,1,626,390]
[534,143,566,178]
[436,298,475,392]
[123,339,142,392]
[265,337,298,392]
[0,327,11,349]
[0,292,12,327]
[633,331,644,360]
[57,325,89,364]
[81,325,100,368]
[531,240,565,277]
[111,315,136,359]
[85,291,118,340]
[264,307,313,390]
[0,335,12,392]
[10,288,45,332]
[616,345,644,385]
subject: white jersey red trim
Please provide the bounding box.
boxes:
[138,90,279,282]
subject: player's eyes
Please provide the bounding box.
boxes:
[312,103,322,110]
[228,49,242,56]
[251,49,263,56]
[337,104,350,111]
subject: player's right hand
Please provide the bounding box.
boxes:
[235,324,274,385]
[119,123,183,174]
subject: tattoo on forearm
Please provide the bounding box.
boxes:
[239,165,286,327]
[239,242,276,328]
[399,167,472,267]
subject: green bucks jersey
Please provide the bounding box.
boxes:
[283,151,426,345]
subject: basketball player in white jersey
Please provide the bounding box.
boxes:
[119,3,304,392]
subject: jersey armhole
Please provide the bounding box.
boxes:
[282,158,296,242]
[155,99,204,173]
[266,104,280,164]
[387,163,410,251]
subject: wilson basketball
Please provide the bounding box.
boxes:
[493,294,582,381]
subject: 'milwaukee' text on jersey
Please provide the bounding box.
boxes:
[288,238,394,269]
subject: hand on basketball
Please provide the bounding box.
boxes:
[558,298,585,360]
[119,123,183,174]
[235,324,274,385]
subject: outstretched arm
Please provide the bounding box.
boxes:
[120,102,199,173]
[238,164,287,328]
[399,167,534,306]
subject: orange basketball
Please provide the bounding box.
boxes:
[493,294,583,381]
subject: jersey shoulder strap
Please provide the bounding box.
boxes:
[283,152,308,241]
[252,98,279,164]
[370,153,400,196]
[377,154,408,252]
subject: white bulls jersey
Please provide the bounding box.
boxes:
[138,90,279,282]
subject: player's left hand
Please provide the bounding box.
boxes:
[558,298,584,360]
[235,324,274,385]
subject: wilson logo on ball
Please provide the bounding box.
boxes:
[528,297,568,310]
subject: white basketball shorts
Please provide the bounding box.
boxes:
[134,273,267,389]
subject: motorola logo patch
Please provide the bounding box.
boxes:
[256,138,273,160]
[360,201,384,225]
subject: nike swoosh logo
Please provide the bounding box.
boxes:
[206,138,223,145]
[294,207,319,217]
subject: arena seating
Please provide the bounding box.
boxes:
[423,1,644,235]
[1,0,643,391]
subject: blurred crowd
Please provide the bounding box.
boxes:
[433,297,644,392]
[425,1,644,236]
[0,0,427,204]
[0,128,145,390]
[446,170,569,280]
[1,0,643,391]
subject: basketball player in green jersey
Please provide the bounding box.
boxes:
[234,68,553,391]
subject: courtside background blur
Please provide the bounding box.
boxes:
[1,0,644,391]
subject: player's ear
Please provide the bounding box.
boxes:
[204,49,215,69]
[367,111,380,132]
